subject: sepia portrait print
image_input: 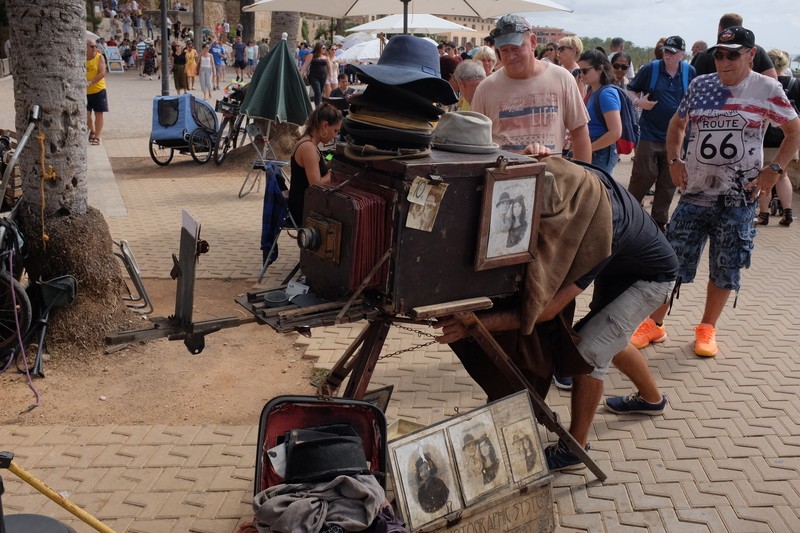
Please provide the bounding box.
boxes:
[447,410,508,505]
[392,430,461,530]
[475,162,544,271]
[501,418,545,483]
[406,182,449,232]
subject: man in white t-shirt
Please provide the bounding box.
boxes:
[632,26,800,357]
[471,14,590,162]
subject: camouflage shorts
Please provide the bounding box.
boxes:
[666,201,757,291]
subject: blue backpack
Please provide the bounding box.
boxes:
[592,85,640,154]
[648,59,690,96]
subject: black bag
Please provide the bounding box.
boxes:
[764,76,799,148]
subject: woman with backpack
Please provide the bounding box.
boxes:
[578,49,622,175]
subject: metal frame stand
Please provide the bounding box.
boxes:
[321,298,607,482]
[105,210,253,353]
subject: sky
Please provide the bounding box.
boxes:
[519,0,800,60]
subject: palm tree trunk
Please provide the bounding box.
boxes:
[7,0,129,351]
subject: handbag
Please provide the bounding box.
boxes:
[303,75,310,87]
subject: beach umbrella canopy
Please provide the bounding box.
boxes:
[346,13,475,34]
[338,36,437,63]
[239,39,312,125]
[341,31,375,50]
[243,0,572,33]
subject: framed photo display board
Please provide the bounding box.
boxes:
[388,391,549,531]
[475,161,545,271]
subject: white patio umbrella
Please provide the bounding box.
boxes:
[243,0,572,33]
[341,31,375,50]
[338,36,437,63]
[346,13,475,35]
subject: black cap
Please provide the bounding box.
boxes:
[710,26,755,52]
[662,36,685,53]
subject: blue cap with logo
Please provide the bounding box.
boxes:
[490,14,532,48]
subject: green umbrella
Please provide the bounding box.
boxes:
[240,39,312,126]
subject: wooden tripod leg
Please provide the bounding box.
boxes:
[322,319,391,400]
[456,312,607,482]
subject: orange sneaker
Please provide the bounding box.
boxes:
[694,323,718,357]
[631,318,667,349]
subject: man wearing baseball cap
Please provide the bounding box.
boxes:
[693,13,777,78]
[471,14,590,162]
[632,26,800,357]
[625,35,696,234]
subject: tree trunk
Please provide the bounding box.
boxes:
[240,0,255,43]
[270,12,301,50]
[7,0,130,353]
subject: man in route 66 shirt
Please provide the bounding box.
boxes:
[629,26,800,359]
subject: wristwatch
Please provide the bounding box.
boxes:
[668,158,682,165]
[767,162,784,174]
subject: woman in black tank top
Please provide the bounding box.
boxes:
[288,103,343,223]
[301,42,332,107]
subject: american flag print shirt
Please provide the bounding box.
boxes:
[677,71,797,207]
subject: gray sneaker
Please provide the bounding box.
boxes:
[604,392,667,415]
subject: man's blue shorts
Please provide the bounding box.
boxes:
[666,201,757,291]
[86,89,109,113]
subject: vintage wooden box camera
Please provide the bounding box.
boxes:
[297,150,543,315]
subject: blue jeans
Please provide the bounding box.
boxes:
[591,143,618,176]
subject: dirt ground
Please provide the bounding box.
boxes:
[0,261,317,426]
[0,142,322,427]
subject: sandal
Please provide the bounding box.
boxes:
[89,137,101,145]
[780,209,793,227]
[757,212,769,226]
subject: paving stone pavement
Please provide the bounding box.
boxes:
[2,71,800,532]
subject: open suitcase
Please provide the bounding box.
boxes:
[253,395,388,497]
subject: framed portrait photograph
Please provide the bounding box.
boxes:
[475,162,545,271]
[446,409,509,506]
[501,418,546,483]
[390,429,462,530]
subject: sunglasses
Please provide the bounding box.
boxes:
[578,67,594,75]
[612,63,629,70]
[557,46,573,52]
[713,49,747,61]
[88,44,97,48]
[545,48,555,52]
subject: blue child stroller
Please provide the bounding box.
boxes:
[149,93,219,165]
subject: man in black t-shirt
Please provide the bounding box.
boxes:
[692,13,776,78]
[437,154,679,473]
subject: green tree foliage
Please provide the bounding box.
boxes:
[579,36,656,72]
[301,19,309,43]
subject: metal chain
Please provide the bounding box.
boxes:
[379,323,438,360]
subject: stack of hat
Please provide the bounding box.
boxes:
[343,35,458,161]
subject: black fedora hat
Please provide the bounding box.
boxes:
[349,80,444,121]
[343,117,432,150]
[353,35,458,105]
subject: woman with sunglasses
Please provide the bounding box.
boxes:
[578,50,621,174]
[538,44,558,65]
[610,51,632,90]
[557,36,585,97]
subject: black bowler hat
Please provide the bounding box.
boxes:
[343,117,432,150]
[352,35,458,105]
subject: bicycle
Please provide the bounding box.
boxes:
[0,105,39,367]
[213,84,249,165]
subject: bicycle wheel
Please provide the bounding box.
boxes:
[0,276,32,354]
[189,129,213,164]
[149,138,174,166]
[233,114,248,149]
[214,116,233,165]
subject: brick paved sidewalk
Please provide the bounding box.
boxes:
[2,72,800,531]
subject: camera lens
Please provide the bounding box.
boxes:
[297,227,320,251]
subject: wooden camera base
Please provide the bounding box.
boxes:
[322,297,607,482]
